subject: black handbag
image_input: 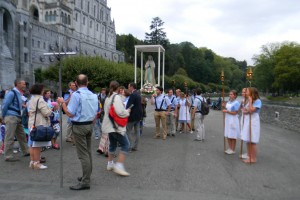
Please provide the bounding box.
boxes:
[30,99,54,142]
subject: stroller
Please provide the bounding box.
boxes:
[211,97,222,110]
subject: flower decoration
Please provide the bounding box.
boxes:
[141,81,156,95]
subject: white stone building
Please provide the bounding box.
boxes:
[0,0,124,90]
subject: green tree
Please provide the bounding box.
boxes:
[252,43,280,93]
[144,17,168,47]
[273,42,300,94]
[42,56,140,91]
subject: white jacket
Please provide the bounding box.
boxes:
[102,92,130,135]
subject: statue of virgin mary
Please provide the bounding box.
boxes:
[144,55,156,86]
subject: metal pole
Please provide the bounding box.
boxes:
[222,81,226,152]
[249,81,252,165]
[43,50,76,188]
[58,57,63,187]
[221,70,226,153]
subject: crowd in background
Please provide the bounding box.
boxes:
[0,76,262,190]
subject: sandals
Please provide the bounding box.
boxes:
[40,156,46,163]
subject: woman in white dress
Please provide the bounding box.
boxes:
[241,87,262,163]
[178,92,192,133]
[239,88,248,159]
[222,90,240,154]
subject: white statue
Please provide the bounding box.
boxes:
[144,55,156,86]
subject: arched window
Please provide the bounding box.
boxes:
[3,9,13,54]
[50,11,53,21]
[54,11,57,21]
[64,13,67,24]
[45,11,49,22]
[100,9,103,21]
[33,8,39,21]
[61,11,64,23]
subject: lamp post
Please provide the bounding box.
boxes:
[220,70,226,152]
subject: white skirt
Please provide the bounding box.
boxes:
[224,113,240,139]
[241,112,260,143]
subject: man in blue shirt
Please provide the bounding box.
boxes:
[150,86,171,140]
[2,79,29,161]
[58,74,98,190]
[191,88,206,141]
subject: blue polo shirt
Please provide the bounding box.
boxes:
[166,95,178,111]
[154,94,171,111]
[67,87,98,122]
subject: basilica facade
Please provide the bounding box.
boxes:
[0,0,124,90]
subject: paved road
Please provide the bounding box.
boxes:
[0,106,299,200]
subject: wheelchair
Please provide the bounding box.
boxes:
[211,97,222,110]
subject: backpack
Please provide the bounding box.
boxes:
[109,94,128,128]
[196,97,209,115]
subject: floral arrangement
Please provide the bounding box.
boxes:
[141,82,156,95]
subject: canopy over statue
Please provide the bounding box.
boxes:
[144,55,156,85]
[134,45,165,91]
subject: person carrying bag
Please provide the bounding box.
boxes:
[28,84,53,170]
[30,99,54,142]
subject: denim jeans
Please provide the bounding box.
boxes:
[108,132,130,154]
[93,118,101,138]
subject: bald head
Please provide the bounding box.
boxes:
[76,74,88,86]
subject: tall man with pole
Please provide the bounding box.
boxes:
[44,48,76,187]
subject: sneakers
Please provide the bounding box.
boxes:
[107,161,114,171]
[225,149,235,155]
[190,131,194,134]
[113,163,130,176]
[33,162,48,169]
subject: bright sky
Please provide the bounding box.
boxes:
[108,0,300,65]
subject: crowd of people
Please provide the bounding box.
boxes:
[0,75,262,190]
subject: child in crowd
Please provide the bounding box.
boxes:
[0,118,5,154]
[50,102,60,150]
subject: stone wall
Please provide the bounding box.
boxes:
[260,104,300,132]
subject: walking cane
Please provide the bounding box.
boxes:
[220,71,226,152]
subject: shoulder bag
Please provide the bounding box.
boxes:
[30,99,54,141]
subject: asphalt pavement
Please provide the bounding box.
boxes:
[0,106,299,200]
